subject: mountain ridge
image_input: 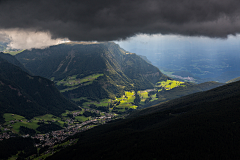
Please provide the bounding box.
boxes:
[0,56,79,122]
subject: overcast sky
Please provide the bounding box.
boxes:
[1,0,240,49]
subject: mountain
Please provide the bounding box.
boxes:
[15,42,168,102]
[227,77,240,83]
[0,52,30,74]
[142,81,224,108]
[0,56,78,123]
[48,80,240,160]
[138,55,152,64]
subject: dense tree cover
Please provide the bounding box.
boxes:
[0,137,37,159]
[19,126,36,136]
[61,79,110,101]
[83,111,100,117]
[0,56,79,122]
[89,105,109,112]
[36,123,63,134]
[0,52,30,74]
[48,80,240,160]
[134,91,140,105]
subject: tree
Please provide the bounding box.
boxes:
[134,90,140,105]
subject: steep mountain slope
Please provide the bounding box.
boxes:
[48,80,240,160]
[226,76,240,83]
[143,81,224,108]
[0,57,78,123]
[16,42,168,101]
[0,52,30,74]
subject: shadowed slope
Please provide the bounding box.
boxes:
[48,80,240,160]
[0,57,78,122]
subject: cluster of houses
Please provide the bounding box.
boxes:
[32,114,115,147]
[0,108,117,147]
[0,132,11,140]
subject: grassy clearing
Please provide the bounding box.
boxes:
[155,80,185,90]
[34,114,62,122]
[150,94,158,102]
[79,91,138,110]
[56,74,104,87]
[138,91,149,99]
[3,113,40,133]
[3,50,25,55]
[117,91,137,109]
[11,121,39,133]
[137,91,150,105]
[60,86,81,93]
[4,113,27,122]
[82,99,111,108]
[3,113,70,133]
[57,74,103,93]
[75,116,89,122]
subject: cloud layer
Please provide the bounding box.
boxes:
[0,30,64,49]
[0,0,240,41]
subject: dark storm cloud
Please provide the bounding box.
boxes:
[0,0,240,41]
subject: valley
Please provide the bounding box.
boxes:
[123,47,240,83]
[0,78,187,137]
[0,41,234,160]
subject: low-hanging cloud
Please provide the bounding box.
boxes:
[0,0,240,42]
[0,29,65,49]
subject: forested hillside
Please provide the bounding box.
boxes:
[0,56,78,122]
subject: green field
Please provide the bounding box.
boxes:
[155,80,185,90]
[79,91,138,110]
[70,80,186,112]
[3,113,26,122]
[150,94,158,102]
[57,74,104,87]
[115,91,138,109]
[3,113,39,133]
[2,112,81,133]
[3,50,25,55]
[74,116,89,122]
[57,74,104,93]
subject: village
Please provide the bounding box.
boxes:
[32,111,117,148]
[0,108,121,146]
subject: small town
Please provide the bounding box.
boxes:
[0,108,122,148]
[32,113,116,148]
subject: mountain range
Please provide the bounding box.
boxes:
[128,47,240,83]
